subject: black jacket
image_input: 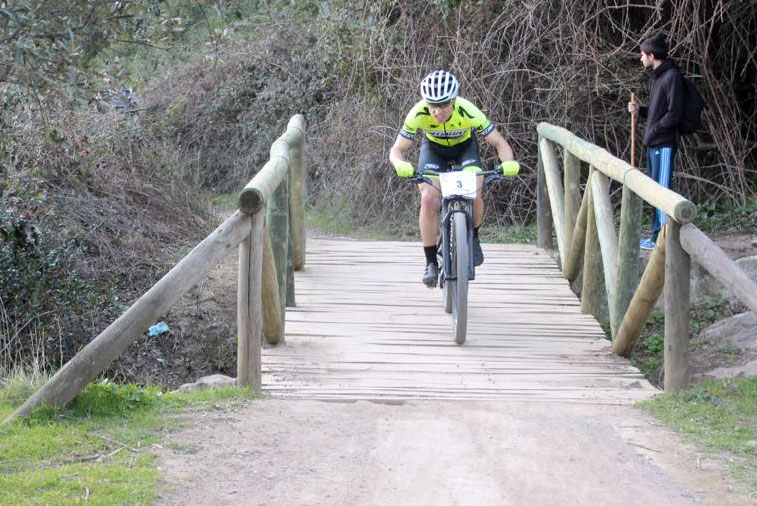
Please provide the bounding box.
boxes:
[639,60,685,147]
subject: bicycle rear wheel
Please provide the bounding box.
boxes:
[451,212,468,344]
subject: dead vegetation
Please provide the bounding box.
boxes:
[307,0,756,229]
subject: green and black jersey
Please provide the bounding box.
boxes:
[399,97,495,147]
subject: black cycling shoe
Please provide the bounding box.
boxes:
[473,236,484,266]
[422,263,439,288]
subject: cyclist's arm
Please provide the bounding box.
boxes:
[389,134,414,168]
[483,128,515,162]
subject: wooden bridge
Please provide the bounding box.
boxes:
[264,239,657,404]
[8,114,757,422]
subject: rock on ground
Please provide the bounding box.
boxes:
[176,374,236,392]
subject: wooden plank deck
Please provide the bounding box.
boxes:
[262,239,660,404]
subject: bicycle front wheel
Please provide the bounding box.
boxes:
[451,211,468,344]
[441,229,452,314]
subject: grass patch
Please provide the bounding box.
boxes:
[638,377,757,492]
[307,200,359,237]
[306,199,416,241]
[307,198,536,244]
[0,368,52,408]
[0,375,261,506]
[481,220,537,244]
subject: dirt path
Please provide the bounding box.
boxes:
[155,398,751,506]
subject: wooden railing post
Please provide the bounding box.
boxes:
[286,237,295,307]
[289,116,306,271]
[563,152,581,251]
[539,137,566,266]
[237,212,264,389]
[581,167,604,320]
[664,221,690,391]
[613,184,642,337]
[267,149,290,340]
[563,185,589,282]
[590,171,618,329]
[537,135,554,251]
[262,223,283,345]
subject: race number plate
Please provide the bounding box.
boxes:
[439,171,477,199]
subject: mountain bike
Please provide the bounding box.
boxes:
[409,161,519,344]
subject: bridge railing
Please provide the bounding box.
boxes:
[536,122,757,391]
[5,114,306,423]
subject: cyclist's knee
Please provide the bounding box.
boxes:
[420,187,440,209]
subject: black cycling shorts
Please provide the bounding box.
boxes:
[417,133,483,173]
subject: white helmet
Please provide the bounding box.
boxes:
[420,70,459,104]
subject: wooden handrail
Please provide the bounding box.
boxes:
[537,122,757,392]
[6,211,253,423]
[536,123,697,391]
[537,123,696,223]
[5,115,307,423]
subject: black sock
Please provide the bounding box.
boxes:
[474,227,480,239]
[424,245,438,266]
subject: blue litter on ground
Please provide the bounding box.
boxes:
[147,322,170,336]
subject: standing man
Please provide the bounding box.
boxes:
[628,33,685,250]
[389,70,516,287]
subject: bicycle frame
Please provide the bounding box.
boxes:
[440,197,475,286]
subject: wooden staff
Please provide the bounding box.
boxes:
[630,93,637,167]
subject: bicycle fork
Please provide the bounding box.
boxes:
[440,200,476,284]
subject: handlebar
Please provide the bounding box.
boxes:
[408,162,519,187]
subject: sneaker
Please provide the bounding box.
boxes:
[639,238,656,250]
[473,236,484,266]
[422,263,439,288]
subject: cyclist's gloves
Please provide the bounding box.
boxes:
[394,161,414,178]
[499,161,520,176]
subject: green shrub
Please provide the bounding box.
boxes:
[0,180,114,371]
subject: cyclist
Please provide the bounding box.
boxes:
[389,70,516,287]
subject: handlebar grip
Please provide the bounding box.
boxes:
[500,161,520,176]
